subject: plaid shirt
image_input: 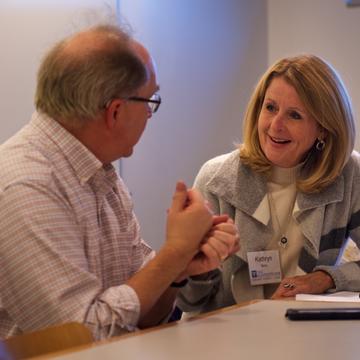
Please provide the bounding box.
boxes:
[0,112,154,340]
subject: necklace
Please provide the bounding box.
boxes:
[267,191,295,249]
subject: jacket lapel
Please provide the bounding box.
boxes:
[206,150,345,267]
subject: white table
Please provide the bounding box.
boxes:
[50,300,360,360]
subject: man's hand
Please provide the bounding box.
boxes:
[127,181,214,322]
[271,271,335,299]
[165,181,213,263]
[182,215,240,277]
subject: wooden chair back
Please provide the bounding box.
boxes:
[0,322,93,359]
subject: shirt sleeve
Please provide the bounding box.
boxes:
[0,181,150,340]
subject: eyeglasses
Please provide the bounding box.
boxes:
[125,93,162,113]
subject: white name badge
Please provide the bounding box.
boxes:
[247,250,282,285]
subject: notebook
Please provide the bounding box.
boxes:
[295,291,360,302]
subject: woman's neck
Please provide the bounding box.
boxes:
[270,163,302,186]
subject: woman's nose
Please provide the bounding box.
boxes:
[270,113,285,131]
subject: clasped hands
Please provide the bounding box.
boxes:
[166,181,240,278]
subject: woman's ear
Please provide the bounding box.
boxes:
[104,99,124,129]
[319,127,328,140]
[318,126,327,141]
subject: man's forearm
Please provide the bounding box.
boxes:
[138,287,178,328]
[126,245,193,321]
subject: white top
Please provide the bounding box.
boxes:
[264,165,305,297]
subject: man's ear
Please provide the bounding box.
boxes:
[104,99,124,129]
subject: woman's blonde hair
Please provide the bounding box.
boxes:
[240,54,355,193]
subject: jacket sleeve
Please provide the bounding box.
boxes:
[176,270,222,312]
[315,250,360,291]
[315,219,360,291]
[177,159,222,312]
[315,152,360,291]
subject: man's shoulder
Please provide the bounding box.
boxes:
[0,128,54,189]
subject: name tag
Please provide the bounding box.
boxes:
[247,250,282,285]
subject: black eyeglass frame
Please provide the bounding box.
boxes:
[126,94,162,113]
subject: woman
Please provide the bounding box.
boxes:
[177,54,360,314]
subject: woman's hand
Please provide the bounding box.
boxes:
[271,271,335,299]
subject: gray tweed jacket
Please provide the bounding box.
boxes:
[177,149,360,313]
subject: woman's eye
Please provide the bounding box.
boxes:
[265,103,276,112]
[290,111,302,120]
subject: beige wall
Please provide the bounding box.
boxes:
[0,1,116,143]
[119,0,268,249]
[3,1,357,251]
[0,0,268,251]
[268,0,360,150]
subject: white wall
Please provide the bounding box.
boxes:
[268,0,360,150]
[7,1,356,252]
[119,0,268,249]
[0,0,267,252]
[0,0,116,144]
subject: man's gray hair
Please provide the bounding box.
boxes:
[35,25,147,126]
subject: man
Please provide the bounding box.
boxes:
[0,25,238,340]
